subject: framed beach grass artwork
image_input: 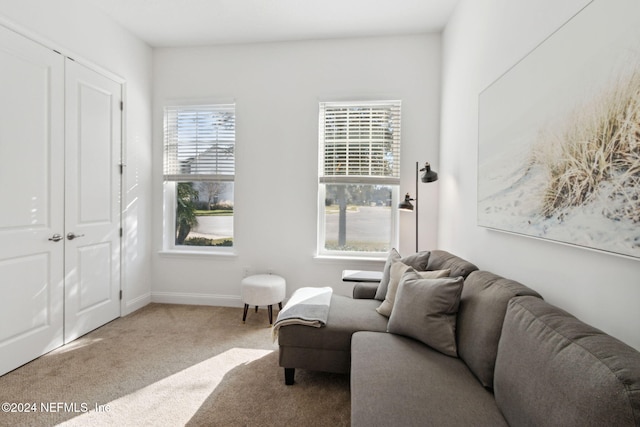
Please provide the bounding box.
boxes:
[478,0,640,259]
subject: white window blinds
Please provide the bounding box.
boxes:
[164,104,236,182]
[319,101,401,185]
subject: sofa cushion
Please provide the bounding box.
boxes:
[456,270,542,389]
[387,271,464,357]
[494,296,640,427]
[426,250,478,279]
[374,249,430,301]
[351,331,508,427]
[277,294,387,351]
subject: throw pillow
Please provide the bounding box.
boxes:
[376,261,411,317]
[376,266,450,317]
[374,249,431,301]
[375,249,401,301]
[387,269,464,357]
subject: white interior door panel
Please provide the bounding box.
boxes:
[64,58,121,343]
[0,25,65,376]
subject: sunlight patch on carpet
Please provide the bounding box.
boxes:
[58,348,273,426]
[50,337,104,355]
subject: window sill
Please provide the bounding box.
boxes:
[314,254,386,263]
[158,249,237,259]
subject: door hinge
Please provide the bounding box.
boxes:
[119,163,126,174]
[119,290,123,300]
[120,101,123,111]
[119,227,123,237]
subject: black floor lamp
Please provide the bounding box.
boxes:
[398,161,438,252]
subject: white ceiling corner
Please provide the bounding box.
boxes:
[85,0,460,47]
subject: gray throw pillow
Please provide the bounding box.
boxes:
[374,249,430,301]
[387,269,464,357]
[376,265,450,317]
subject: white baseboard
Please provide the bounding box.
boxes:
[151,291,244,308]
[124,292,152,315]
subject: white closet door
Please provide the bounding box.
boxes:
[64,59,121,343]
[0,26,65,375]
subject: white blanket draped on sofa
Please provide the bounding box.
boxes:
[272,287,332,339]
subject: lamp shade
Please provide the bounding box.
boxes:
[398,193,414,211]
[420,162,438,183]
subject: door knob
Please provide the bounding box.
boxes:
[48,234,63,242]
[67,232,85,240]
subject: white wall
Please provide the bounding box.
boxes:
[152,35,442,303]
[440,0,640,350]
[0,0,154,314]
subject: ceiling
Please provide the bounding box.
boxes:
[85,0,459,48]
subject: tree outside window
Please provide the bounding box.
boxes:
[318,101,401,257]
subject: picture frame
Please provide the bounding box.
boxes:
[478,0,640,259]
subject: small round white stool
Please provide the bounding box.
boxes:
[241,274,286,325]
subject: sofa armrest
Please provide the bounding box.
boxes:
[352,282,379,299]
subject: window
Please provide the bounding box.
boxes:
[318,101,401,257]
[163,104,235,250]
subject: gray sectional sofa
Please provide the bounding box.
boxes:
[277,249,640,426]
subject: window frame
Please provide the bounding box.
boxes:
[162,102,236,254]
[316,100,401,259]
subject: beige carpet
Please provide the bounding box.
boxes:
[0,304,350,427]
